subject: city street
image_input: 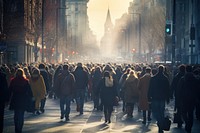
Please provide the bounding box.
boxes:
[3,98,200,133]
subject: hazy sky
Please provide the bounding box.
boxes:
[88,0,133,42]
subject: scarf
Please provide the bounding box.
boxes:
[105,77,113,87]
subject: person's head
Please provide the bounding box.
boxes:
[186,65,193,73]
[32,68,40,78]
[146,67,151,74]
[15,68,25,78]
[179,64,186,73]
[158,65,164,73]
[38,63,45,69]
[63,64,69,71]
[104,71,110,78]
[128,70,138,78]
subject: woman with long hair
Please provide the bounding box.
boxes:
[29,68,46,115]
[9,68,33,133]
[123,70,139,118]
[98,71,118,123]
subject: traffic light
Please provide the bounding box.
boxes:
[165,21,172,36]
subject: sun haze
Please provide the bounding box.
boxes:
[88,0,133,43]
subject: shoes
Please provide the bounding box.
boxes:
[40,109,45,113]
[148,117,152,121]
[79,112,83,115]
[60,115,64,119]
[65,117,70,121]
[35,110,41,115]
[142,120,146,124]
[177,123,182,128]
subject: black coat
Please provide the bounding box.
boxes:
[148,72,170,102]
[73,66,88,90]
[98,78,118,106]
[9,77,33,111]
[178,72,198,108]
[0,72,9,103]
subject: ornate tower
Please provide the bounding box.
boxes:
[100,8,114,57]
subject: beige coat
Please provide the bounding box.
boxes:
[29,75,46,110]
[138,73,151,110]
[123,75,139,103]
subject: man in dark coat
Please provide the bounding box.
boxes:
[170,64,185,128]
[148,65,170,133]
[73,63,89,115]
[0,67,9,133]
[178,65,198,133]
[55,64,75,121]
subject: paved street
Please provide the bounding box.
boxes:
[3,98,200,133]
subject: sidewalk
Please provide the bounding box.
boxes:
[3,99,200,133]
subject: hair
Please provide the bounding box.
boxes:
[103,71,110,78]
[158,65,164,73]
[186,65,192,72]
[15,68,25,78]
[39,63,45,69]
[128,70,138,78]
[63,64,69,70]
[146,67,151,73]
[179,64,186,73]
[32,68,40,75]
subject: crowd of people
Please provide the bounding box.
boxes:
[0,62,200,133]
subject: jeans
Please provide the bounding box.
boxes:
[151,100,165,131]
[14,109,25,133]
[60,96,72,118]
[75,89,86,114]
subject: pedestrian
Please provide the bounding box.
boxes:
[54,64,75,121]
[0,67,9,133]
[178,65,198,133]
[122,70,139,118]
[148,65,170,133]
[91,66,102,110]
[29,68,46,115]
[98,71,118,123]
[170,64,185,128]
[119,68,131,112]
[9,68,33,133]
[73,63,89,115]
[38,63,49,113]
[138,67,152,124]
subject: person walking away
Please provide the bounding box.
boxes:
[91,66,102,110]
[177,65,198,133]
[0,67,9,133]
[122,70,139,118]
[54,64,75,121]
[38,63,49,113]
[148,65,170,133]
[73,63,89,115]
[9,68,33,133]
[138,67,152,124]
[170,64,185,128]
[119,68,131,112]
[98,71,118,123]
[29,68,46,115]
